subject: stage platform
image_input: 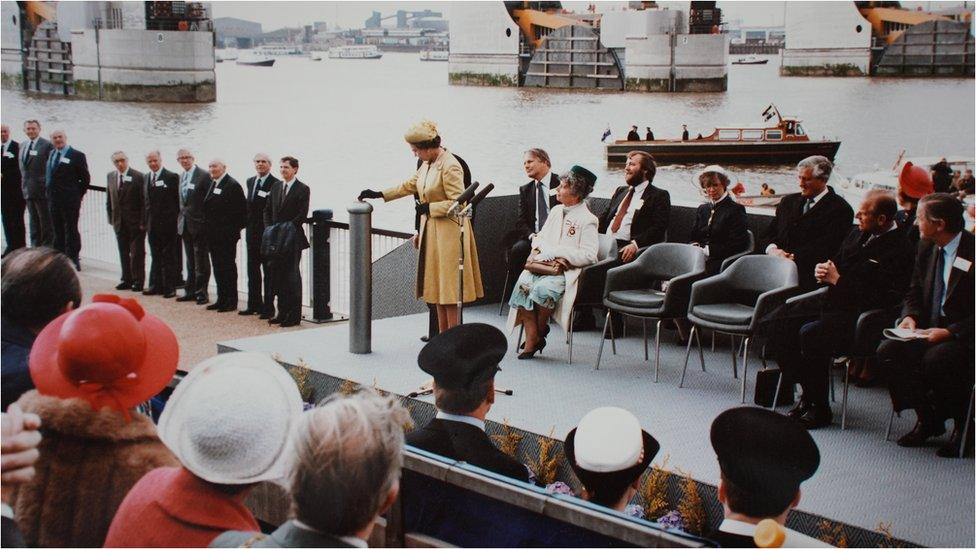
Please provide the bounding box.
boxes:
[221,305,974,547]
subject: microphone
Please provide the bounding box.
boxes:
[460,182,495,216]
[447,181,480,216]
[407,386,513,398]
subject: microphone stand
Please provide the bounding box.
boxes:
[451,206,472,325]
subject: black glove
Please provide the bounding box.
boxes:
[415,202,430,216]
[358,189,383,200]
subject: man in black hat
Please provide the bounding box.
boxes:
[564,407,658,512]
[708,407,825,548]
[406,323,530,483]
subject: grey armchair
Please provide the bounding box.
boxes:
[681,255,799,402]
[595,243,707,380]
[564,234,619,363]
[719,229,755,272]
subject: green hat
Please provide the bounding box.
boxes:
[569,165,597,188]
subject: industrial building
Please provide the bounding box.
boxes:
[213,16,262,49]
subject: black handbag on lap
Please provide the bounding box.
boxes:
[754,368,794,407]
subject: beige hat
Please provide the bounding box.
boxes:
[404,119,439,144]
[158,352,304,485]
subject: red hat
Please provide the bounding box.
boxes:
[29,294,178,416]
[899,162,934,199]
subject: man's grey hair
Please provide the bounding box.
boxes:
[253,152,271,162]
[289,390,410,536]
[208,158,226,169]
[177,148,194,158]
[559,171,594,200]
[797,155,832,182]
[145,149,161,159]
[111,150,128,161]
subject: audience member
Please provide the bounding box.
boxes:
[508,167,598,359]
[106,151,148,291]
[930,158,952,193]
[645,127,654,141]
[564,407,658,512]
[175,149,212,304]
[407,323,531,482]
[105,352,303,547]
[9,294,179,547]
[263,156,310,327]
[681,124,689,141]
[213,390,409,547]
[760,183,775,197]
[689,165,749,274]
[707,407,828,547]
[241,153,280,317]
[956,168,974,195]
[1,124,26,256]
[19,120,54,248]
[506,148,559,300]
[203,159,247,312]
[1,248,81,411]
[877,193,973,457]
[627,126,641,141]
[763,155,854,291]
[144,150,181,298]
[895,161,933,245]
[45,130,90,270]
[2,403,42,549]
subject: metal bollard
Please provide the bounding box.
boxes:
[348,201,372,354]
[311,209,333,322]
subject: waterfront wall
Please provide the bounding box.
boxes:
[70,29,216,102]
[624,33,728,92]
[781,2,871,76]
[448,2,519,87]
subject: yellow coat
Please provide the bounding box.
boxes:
[383,150,484,305]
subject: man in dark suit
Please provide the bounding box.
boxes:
[202,160,247,312]
[263,156,310,327]
[644,127,654,141]
[626,125,640,141]
[504,148,559,299]
[45,131,89,269]
[143,150,180,298]
[1,124,26,256]
[689,165,749,274]
[763,155,854,291]
[106,151,148,291]
[575,150,670,332]
[681,124,689,141]
[241,153,280,317]
[175,149,212,304]
[406,323,531,483]
[19,120,54,248]
[877,193,974,457]
[776,191,914,429]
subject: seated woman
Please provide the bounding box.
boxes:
[508,166,599,359]
[689,165,749,274]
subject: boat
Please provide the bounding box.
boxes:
[732,56,768,65]
[838,151,974,204]
[605,104,842,165]
[420,49,449,62]
[328,45,382,60]
[236,52,275,67]
[254,44,302,56]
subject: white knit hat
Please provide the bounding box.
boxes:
[158,352,304,485]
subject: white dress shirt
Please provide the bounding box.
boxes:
[435,410,486,431]
[607,180,649,242]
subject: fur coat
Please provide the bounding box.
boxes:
[10,390,179,548]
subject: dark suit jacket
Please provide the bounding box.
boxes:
[46,147,90,201]
[514,173,560,240]
[762,186,854,290]
[895,208,920,246]
[245,174,281,240]
[406,418,530,483]
[707,529,757,548]
[211,520,354,548]
[824,226,914,313]
[690,194,749,273]
[902,231,974,348]
[2,140,22,202]
[598,182,671,247]
[106,168,148,232]
[264,179,310,250]
[202,175,246,244]
[19,137,53,199]
[179,166,210,235]
[147,168,180,235]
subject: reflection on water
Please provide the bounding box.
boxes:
[2,52,973,231]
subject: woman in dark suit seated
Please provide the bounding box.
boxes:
[689,166,749,274]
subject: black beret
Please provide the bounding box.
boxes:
[710,407,820,502]
[418,323,506,391]
[569,165,598,188]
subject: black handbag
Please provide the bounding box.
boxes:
[754,368,794,407]
[261,221,297,263]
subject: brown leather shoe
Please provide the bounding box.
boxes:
[897,419,946,447]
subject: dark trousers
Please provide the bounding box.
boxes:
[26,197,52,247]
[174,234,185,284]
[271,249,303,322]
[245,233,272,313]
[209,238,238,308]
[49,196,81,261]
[148,229,178,292]
[1,191,26,253]
[505,238,532,300]
[115,225,146,286]
[182,229,210,299]
[877,337,972,423]
[775,313,856,407]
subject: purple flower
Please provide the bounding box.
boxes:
[657,510,686,530]
[545,481,575,496]
[624,504,645,519]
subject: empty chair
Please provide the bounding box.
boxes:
[595,243,707,380]
[681,255,799,402]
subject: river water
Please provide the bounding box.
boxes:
[2,52,973,231]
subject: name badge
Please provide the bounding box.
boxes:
[2,151,13,158]
[155,181,166,187]
[549,188,558,196]
[123,175,132,182]
[953,257,972,272]
[29,150,38,156]
[60,157,70,164]
[186,183,195,190]
[212,188,222,195]
[257,190,269,198]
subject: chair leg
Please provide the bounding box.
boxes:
[959,388,974,459]
[771,370,783,410]
[760,343,768,370]
[695,327,705,372]
[740,337,751,403]
[568,311,575,365]
[730,336,738,379]
[517,325,524,350]
[498,271,511,316]
[680,325,697,388]
[829,360,837,403]
[608,311,617,355]
[595,310,611,370]
[654,320,662,383]
[885,409,898,441]
[841,359,851,430]
[711,331,716,352]
[642,320,648,362]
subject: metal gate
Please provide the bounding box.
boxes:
[522,25,624,90]
[24,20,74,96]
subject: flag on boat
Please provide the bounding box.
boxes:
[601,126,612,142]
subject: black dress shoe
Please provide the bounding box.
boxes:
[115,282,130,290]
[162,290,176,298]
[143,287,161,296]
[897,419,946,447]
[176,294,196,302]
[206,303,221,311]
[280,318,301,327]
[238,309,259,316]
[936,424,973,458]
[175,280,186,288]
[259,312,275,320]
[218,306,237,313]
[196,296,209,305]
[269,317,283,325]
[797,405,832,430]
[787,399,809,419]
[131,284,143,292]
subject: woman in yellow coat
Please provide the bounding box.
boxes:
[359,120,483,331]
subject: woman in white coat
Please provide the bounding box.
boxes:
[508,166,599,359]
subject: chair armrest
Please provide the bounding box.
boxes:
[750,285,804,333]
[720,250,750,272]
[662,267,708,318]
[688,272,732,309]
[603,259,653,299]
[784,286,829,307]
[852,307,900,357]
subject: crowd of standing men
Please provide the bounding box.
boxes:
[1,120,310,328]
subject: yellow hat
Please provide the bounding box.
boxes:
[404,119,439,144]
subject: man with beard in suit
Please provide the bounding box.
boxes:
[574,150,670,334]
[263,156,310,327]
[763,155,854,292]
[203,159,247,313]
[406,323,531,483]
[175,149,212,304]
[504,148,559,301]
[45,131,90,270]
[241,153,280,318]
[1,124,25,256]
[19,120,54,248]
[106,151,147,291]
[143,150,180,298]
[877,193,974,457]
